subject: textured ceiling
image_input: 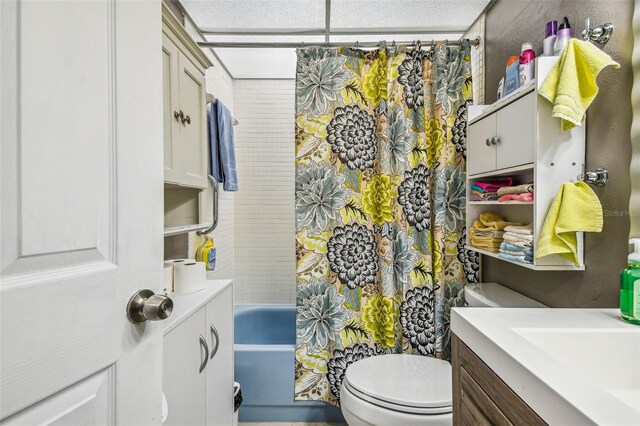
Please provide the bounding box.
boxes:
[180,0,489,78]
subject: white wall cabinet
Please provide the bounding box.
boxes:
[162,5,211,189]
[466,57,586,270]
[163,283,234,426]
[468,92,535,175]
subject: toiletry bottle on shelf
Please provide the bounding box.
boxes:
[620,238,640,325]
[519,43,536,86]
[497,77,505,100]
[553,17,572,55]
[196,236,217,271]
[543,20,558,56]
[504,56,520,96]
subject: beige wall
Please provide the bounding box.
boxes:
[483,0,634,307]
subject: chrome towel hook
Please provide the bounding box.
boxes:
[578,164,609,187]
[582,18,613,45]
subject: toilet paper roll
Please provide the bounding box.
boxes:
[163,264,173,292]
[172,261,206,294]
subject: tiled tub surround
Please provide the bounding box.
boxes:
[234,305,344,422]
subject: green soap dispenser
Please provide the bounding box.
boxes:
[621,238,640,325]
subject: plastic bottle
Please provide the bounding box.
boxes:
[620,238,640,325]
[543,20,558,56]
[553,17,572,56]
[519,43,536,86]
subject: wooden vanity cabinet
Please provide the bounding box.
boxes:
[452,334,546,426]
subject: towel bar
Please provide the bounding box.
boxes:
[197,175,219,235]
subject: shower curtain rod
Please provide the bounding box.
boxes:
[197,37,480,49]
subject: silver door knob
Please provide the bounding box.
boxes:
[126,289,173,323]
[485,138,491,146]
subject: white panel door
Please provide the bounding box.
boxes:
[496,92,536,170]
[467,115,497,175]
[1,0,164,424]
[205,287,234,426]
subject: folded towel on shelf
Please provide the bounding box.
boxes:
[500,241,534,255]
[539,39,620,131]
[498,193,534,202]
[497,183,534,196]
[471,234,503,245]
[473,177,513,193]
[503,232,534,243]
[470,228,504,238]
[503,237,533,248]
[208,99,238,191]
[471,184,486,193]
[476,212,521,231]
[471,190,499,201]
[535,181,602,267]
[470,240,502,252]
[498,252,533,264]
[504,223,533,235]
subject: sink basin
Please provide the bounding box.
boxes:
[515,328,640,413]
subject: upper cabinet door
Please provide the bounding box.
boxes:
[178,53,208,189]
[496,92,535,170]
[467,115,497,175]
[162,35,181,184]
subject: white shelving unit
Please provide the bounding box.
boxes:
[465,57,586,271]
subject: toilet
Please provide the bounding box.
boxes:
[340,282,546,425]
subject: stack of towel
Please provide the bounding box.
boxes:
[470,178,513,202]
[497,183,534,202]
[499,224,534,264]
[470,212,521,252]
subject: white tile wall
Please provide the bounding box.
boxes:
[233,79,297,304]
[184,19,235,280]
[464,13,486,105]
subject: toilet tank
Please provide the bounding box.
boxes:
[465,283,546,308]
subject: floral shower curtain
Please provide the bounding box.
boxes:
[294,41,479,406]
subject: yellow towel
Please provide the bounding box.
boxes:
[535,181,603,266]
[539,39,619,131]
[475,213,521,231]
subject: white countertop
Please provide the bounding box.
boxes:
[163,279,232,335]
[451,308,640,425]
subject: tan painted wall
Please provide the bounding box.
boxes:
[483,0,634,307]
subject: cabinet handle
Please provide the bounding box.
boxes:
[485,138,491,147]
[199,334,209,373]
[183,115,191,125]
[492,137,499,146]
[209,324,220,359]
[174,110,184,122]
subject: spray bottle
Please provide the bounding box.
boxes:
[620,238,640,325]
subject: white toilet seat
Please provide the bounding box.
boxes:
[340,354,453,426]
[343,380,452,415]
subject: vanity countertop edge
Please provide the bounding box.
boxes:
[162,279,233,335]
